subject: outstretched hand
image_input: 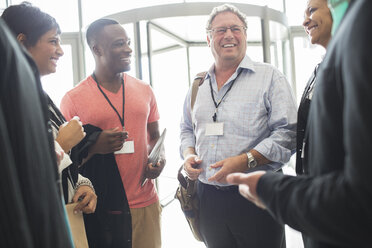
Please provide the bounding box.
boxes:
[226,171,267,209]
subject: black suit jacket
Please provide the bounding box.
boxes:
[0,19,72,248]
[256,1,372,247]
[72,124,132,248]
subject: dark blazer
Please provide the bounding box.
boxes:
[256,1,372,247]
[72,124,132,248]
[0,19,72,248]
[296,64,319,175]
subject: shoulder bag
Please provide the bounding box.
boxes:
[175,71,207,242]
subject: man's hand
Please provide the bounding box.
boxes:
[208,154,247,183]
[226,171,267,209]
[56,116,86,153]
[90,127,128,154]
[72,185,97,214]
[183,154,203,181]
[144,156,166,179]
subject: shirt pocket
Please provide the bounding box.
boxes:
[229,96,268,139]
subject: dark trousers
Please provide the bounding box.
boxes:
[197,182,285,248]
[84,211,132,248]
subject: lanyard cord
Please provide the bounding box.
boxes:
[304,64,319,100]
[92,73,125,128]
[209,69,243,122]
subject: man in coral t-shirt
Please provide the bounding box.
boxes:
[60,19,165,248]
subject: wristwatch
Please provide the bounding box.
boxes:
[246,152,257,169]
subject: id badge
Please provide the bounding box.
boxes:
[115,140,135,154]
[205,122,224,136]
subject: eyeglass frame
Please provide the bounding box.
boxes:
[207,25,247,36]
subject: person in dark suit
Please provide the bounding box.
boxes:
[227,0,372,247]
[0,18,73,248]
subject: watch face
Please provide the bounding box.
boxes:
[249,160,257,168]
[247,152,257,168]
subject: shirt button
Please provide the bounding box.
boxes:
[211,144,215,148]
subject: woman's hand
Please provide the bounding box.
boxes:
[56,116,86,153]
[72,185,97,214]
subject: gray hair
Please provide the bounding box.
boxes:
[206,4,247,32]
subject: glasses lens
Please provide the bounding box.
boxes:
[231,26,243,33]
[215,27,227,34]
[211,26,244,35]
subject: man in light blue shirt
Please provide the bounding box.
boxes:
[180,4,297,248]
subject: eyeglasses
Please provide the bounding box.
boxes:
[208,25,247,36]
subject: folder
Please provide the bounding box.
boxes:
[141,128,166,187]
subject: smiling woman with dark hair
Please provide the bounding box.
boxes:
[1,2,97,214]
[296,0,333,175]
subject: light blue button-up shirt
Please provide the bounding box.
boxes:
[180,55,297,186]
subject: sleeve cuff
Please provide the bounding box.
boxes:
[254,140,291,164]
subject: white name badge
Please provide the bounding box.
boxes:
[115,140,135,154]
[205,122,224,136]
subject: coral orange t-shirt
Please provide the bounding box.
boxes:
[60,73,160,208]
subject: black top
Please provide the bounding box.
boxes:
[46,94,80,203]
[257,1,372,247]
[296,64,319,175]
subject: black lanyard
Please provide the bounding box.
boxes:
[209,69,243,122]
[92,73,125,129]
[304,64,319,100]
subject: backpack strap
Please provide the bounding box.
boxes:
[191,71,208,111]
